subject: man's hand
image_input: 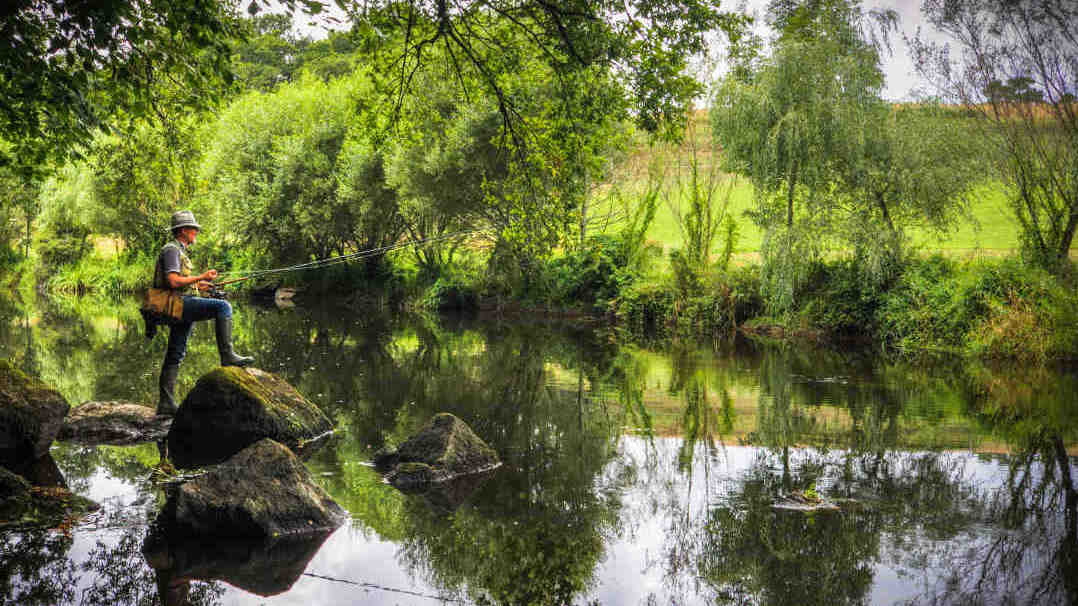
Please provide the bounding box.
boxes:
[167,269,219,291]
[196,281,213,292]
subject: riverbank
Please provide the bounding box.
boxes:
[12,246,1078,363]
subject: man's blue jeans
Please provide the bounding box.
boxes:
[163,296,233,366]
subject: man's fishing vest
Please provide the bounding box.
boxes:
[153,240,197,296]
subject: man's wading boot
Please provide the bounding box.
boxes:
[216,316,254,367]
[157,364,180,416]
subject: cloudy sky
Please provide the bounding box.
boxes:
[864,1,939,99]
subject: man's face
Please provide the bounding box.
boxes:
[180,227,199,245]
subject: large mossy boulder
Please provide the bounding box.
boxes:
[167,367,333,468]
[58,400,171,445]
[0,360,70,468]
[375,413,500,490]
[159,438,346,538]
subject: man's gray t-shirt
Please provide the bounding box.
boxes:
[161,246,182,276]
[152,240,193,292]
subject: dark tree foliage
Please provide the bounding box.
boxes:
[0,1,248,172]
[231,13,312,91]
[346,0,746,140]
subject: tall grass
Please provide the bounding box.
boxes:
[45,253,150,295]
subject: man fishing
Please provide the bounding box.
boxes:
[154,210,253,416]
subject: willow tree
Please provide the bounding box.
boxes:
[711,0,897,310]
[714,0,979,312]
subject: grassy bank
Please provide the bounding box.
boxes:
[28,194,1078,363]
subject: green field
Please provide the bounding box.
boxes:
[635,178,1028,257]
[602,114,1070,260]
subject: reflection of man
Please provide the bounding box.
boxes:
[156,211,253,416]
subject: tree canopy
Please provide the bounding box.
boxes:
[0,0,244,172]
[346,0,745,140]
[712,0,976,310]
[0,0,745,175]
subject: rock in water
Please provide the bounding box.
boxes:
[58,401,171,445]
[0,462,99,530]
[0,360,70,468]
[167,367,333,468]
[0,466,29,502]
[142,526,334,597]
[160,438,346,538]
[375,413,500,489]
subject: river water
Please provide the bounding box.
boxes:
[0,294,1075,606]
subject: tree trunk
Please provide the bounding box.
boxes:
[579,197,588,248]
[786,161,798,229]
[876,191,897,237]
[1056,206,1078,268]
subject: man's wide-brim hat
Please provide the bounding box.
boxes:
[168,210,201,232]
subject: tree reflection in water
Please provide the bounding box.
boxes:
[374,322,627,605]
[0,530,77,605]
[646,345,1078,606]
[80,530,224,606]
[903,435,1077,606]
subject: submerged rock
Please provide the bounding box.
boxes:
[0,466,29,501]
[375,413,500,490]
[159,438,346,538]
[8,451,67,488]
[143,524,333,598]
[58,400,171,445]
[167,367,333,468]
[0,359,70,468]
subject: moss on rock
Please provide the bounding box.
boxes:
[167,367,333,468]
[0,359,70,468]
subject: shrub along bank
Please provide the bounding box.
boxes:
[628,256,1076,361]
[15,231,1078,362]
[398,245,1078,362]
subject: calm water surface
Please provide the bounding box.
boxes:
[0,294,1075,606]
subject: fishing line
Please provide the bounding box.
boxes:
[218,231,475,279]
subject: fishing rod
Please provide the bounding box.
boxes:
[217,231,476,280]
